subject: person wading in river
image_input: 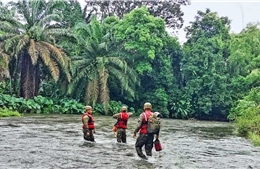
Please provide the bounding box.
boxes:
[112,106,133,143]
[82,105,96,142]
[133,102,159,160]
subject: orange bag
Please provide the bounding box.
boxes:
[112,126,117,132]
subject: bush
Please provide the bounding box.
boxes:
[248,132,260,146]
[0,108,22,118]
[0,94,85,114]
[235,107,260,146]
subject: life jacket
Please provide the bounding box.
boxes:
[82,113,95,130]
[116,112,129,129]
[140,111,153,134]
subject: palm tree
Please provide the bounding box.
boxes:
[0,0,71,99]
[69,18,139,114]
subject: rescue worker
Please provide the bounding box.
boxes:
[133,102,159,160]
[113,106,133,143]
[82,105,96,142]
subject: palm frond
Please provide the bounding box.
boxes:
[43,28,71,37]
[4,35,24,54]
[68,76,87,100]
[16,0,32,25]
[67,69,86,94]
[0,21,20,34]
[37,42,59,81]
[0,33,17,41]
[0,14,25,31]
[15,35,30,57]
[108,67,136,98]
[30,0,44,24]
[40,41,66,67]
[107,57,127,70]
[28,39,38,65]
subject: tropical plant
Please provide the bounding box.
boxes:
[68,17,139,114]
[0,0,71,99]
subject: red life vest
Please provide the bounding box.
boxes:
[116,112,129,129]
[82,113,95,130]
[140,111,153,134]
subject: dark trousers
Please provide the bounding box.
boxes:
[135,133,154,158]
[82,128,95,142]
[116,128,127,143]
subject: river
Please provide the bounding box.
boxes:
[0,114,260,169]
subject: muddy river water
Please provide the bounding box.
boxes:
[0,114,260,169]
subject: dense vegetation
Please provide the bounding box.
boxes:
[0,0,259,145]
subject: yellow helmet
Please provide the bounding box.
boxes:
[143,102,152,110]
[121,106,127,111]
[85,105,92,110]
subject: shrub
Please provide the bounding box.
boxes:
[248,132,260,146]
[0,108,22,118]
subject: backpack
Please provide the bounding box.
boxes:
[146,112,161,134]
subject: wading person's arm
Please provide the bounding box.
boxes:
[133,114,143,138]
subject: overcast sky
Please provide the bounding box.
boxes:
[178,0,260,42]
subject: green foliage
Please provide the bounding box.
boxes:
[2,0,260,123]
[60,0,84,28]
[229,87,260,120]
[227,24,260,101]
[182,9,232,120]
[228,24,260,77]
[228,100,255,121]
[0,94,85,114]
[171,96,192,119]
[230,87,260,146]
[59,98,85,114]
[108,100,123,116]
[0,108,22,118]
[115,6,166,74]
[248,132,260,146]
[152,88,169,118]
[236,109,260,137]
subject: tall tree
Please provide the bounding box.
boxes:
[115,6,166,74]
[0,0,71,99]
[181,9,232,120]
[114,6,181,116]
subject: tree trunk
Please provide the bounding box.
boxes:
[20,54,38,99]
